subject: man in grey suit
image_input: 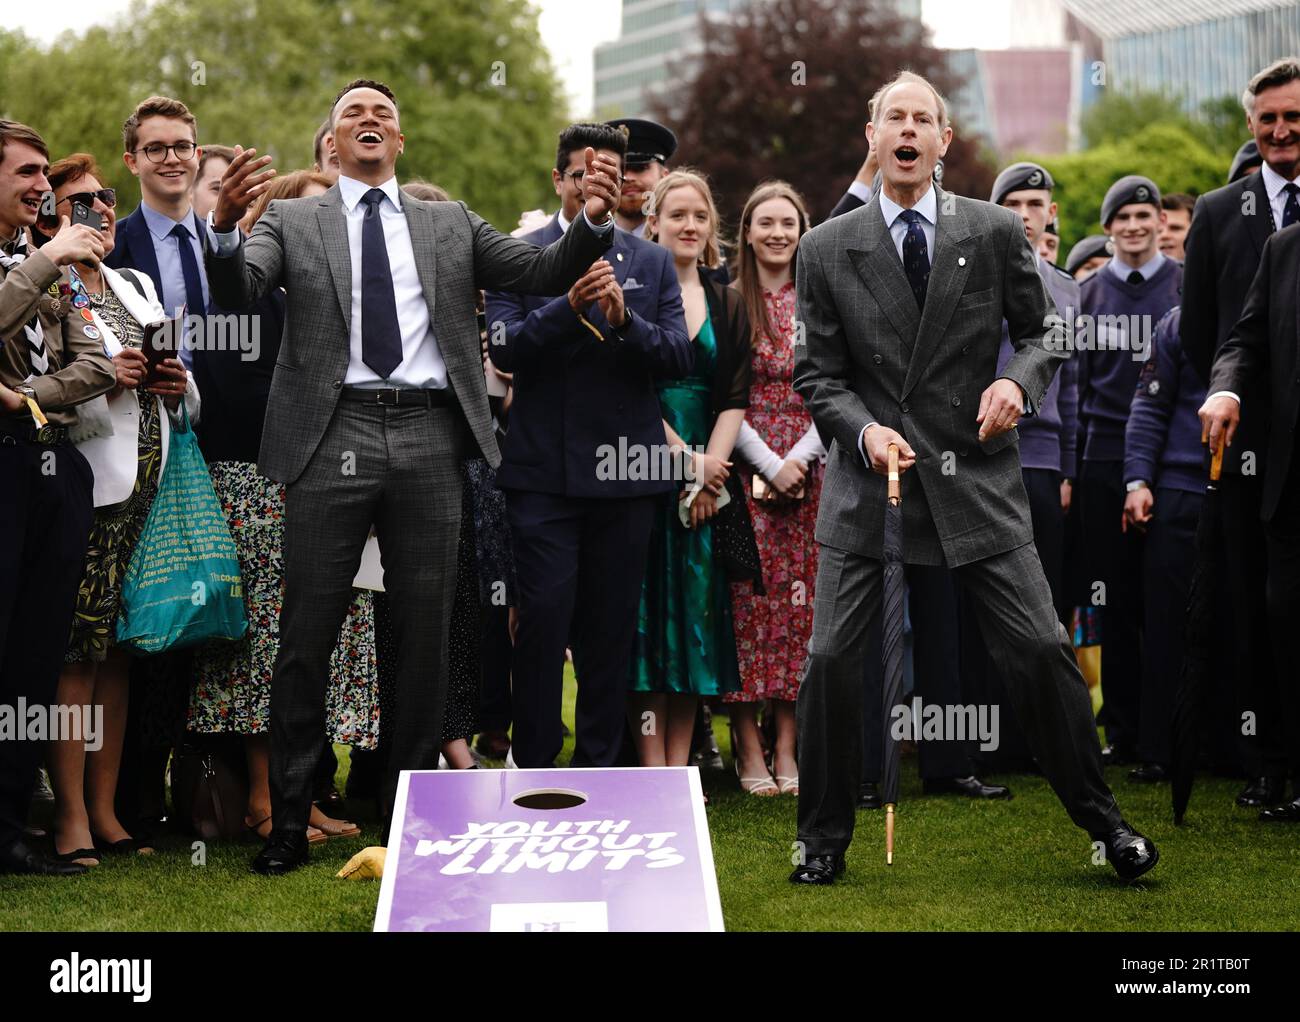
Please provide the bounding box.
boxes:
[205,79,623,874]
[789,71,1158,885]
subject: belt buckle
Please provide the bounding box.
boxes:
[376,388,399,406]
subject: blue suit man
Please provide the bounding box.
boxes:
[486,123,692,768]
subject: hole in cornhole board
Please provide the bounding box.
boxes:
[512,788,588,811]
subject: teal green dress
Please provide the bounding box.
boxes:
[630,310,742,695]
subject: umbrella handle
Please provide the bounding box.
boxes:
[887,444,900,505]
[885,803,895,865]
[1210,440,1225,482]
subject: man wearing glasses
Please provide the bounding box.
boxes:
[106,95,210,371]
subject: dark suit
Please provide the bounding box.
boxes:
[1209,222,1300,780]
[486,217,691,767]
[206,189,613,835]
[792,187,1122,856]
[1181,169,1284,779]
[106,206,210,313]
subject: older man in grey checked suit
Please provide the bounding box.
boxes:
[788,71,1159,885]
[205,79,623,875]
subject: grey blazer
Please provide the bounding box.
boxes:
[205,186,613,484]
[792,186,1063,567]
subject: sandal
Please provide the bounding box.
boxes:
[247,814,327,845]
[776,775,800,796]
[735,757,779,796]
[311,816,361,839]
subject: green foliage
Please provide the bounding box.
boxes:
[0,0,569,227]
[1031,123,1226,256]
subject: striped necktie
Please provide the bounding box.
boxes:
[0,232,49,375]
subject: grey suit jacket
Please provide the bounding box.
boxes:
[792,186,1063,567]
[205,186,613,484]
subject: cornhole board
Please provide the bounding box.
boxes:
[374,766,723,931]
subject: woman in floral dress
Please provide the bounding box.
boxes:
[726,181,821,796]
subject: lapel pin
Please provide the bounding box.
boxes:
[958,257,966,266]
[617,252,623,261]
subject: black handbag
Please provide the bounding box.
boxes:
[170,735,249,842]
[712,471,765,595]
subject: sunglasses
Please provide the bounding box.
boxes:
[58,188,117,210]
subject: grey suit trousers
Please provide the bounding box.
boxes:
[797,540,1122,857]
[270,399,468,840]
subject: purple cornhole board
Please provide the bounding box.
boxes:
[374,767,723,931]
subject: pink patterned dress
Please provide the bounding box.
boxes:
[725,281,822,703]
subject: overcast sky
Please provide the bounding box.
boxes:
[2,0,1011,117]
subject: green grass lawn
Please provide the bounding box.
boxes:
[3,667,1297,931]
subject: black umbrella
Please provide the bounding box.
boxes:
[881,444,906,863]
[1170,440,1226,824]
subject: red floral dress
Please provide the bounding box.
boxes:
[725,281,822,703]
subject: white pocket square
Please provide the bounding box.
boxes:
[622,277,643,290]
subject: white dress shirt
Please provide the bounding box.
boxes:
[209,178,614,389]
[1261,161,1300,230]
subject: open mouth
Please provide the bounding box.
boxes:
[357,130,384,145]
[21,196,40,211]
[894,145,919,169]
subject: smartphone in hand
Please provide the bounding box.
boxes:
[71,200,104,233]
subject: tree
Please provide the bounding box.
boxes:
[1080,87,1242,163]
[1033,123,1225,256]
[648,0,996,229]
[0,0,568,227]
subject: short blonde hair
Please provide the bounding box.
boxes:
[645,168,727,269]
[869,70,949,131]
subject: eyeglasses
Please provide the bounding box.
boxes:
[134,141,197,163]
[58,188,116,209]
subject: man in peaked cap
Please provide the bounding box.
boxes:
[1076,173,1183,777]
[604,117,677,239]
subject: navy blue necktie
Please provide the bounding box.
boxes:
[360,188,403,379]
[1283,183,1300,228]
[171,222,206,369]
[898,209,930,310]
[170,222,206,317]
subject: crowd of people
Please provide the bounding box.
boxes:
[1,54,1298,884]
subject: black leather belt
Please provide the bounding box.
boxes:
[0,416,69,445]
[339,386,454,408]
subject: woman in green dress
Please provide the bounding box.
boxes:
[629,170,755,767]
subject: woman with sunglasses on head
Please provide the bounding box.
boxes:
[45,153,197,865]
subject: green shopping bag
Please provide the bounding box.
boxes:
[116,405,247,653]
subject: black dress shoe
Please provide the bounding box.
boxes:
[922,775,1012,800]
[1128,763,1167,783]
[1259,796,1300,822]
[0,839,90,876]
[1237,776,1286,808]
[251,835,309,876]
[789,853,845,885]
[857,782,882,810]
[1090,820,1159,882]
[1100,744,1136,766]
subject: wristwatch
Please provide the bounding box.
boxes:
[1125,479,1148,492]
